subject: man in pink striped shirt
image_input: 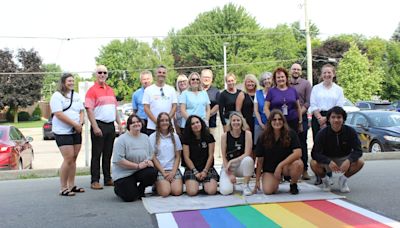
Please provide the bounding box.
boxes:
[85,65,122,190]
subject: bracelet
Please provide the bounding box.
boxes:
[202,169,208,173]
[192,168,199,175]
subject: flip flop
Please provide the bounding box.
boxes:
[71,186,85,193]
[59,189,75,196]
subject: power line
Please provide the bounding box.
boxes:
[0,57,305,76]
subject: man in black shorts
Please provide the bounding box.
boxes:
[311,106,364,193]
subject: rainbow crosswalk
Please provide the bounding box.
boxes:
[156,199,400,228]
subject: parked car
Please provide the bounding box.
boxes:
[355,101,395,111]
[343,98,360,113]
[392,100,400,112]
[43,116,54,140]
[119,103,133,116]
[345,111,400,153]
[0,126,34,170]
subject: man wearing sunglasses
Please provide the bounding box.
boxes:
[85,65,122,190]
[143,65,177,135]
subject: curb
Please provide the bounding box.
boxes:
[1,152,400,181]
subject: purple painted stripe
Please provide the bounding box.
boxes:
[173,210,210,228]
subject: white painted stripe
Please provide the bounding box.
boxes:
[328,199,400,227]
[156,213,179,228]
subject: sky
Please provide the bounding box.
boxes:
[1,0,399,78]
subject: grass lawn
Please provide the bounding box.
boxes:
[0,120,46,128]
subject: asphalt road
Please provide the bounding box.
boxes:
[0,160,399,228]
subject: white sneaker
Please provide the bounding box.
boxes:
[242,184,253,196]
[339,175,350,193]
[321,177,331,192]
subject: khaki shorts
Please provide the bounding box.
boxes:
[323,156,349,172]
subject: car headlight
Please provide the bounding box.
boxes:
[383,135,400,142]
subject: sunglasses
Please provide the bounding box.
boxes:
[97,71,108,75]
[191,78,200,81]
[158,71,166,75]
[272,118,283,122]
[160,88,165,97]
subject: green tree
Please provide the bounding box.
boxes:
[0,48,44,123]
[381,41,400,100]
[42,63,62,101]
[337,42,383,102]
[170,3,302,88]
[391,22,400,42]
[95,38,175,101]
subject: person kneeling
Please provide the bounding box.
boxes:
[182,115,219,196]
[310,106,364,193]
[254,110,303,195]
[220,112,254,196]
[112,114,157,202]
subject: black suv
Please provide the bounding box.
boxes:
[355,101,395,111]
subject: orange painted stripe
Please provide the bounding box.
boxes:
[279,201,352,228]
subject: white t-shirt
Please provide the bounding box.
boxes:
[142,84,177,130]
[149,132,182,170]
[50,91,84,135]
[309,82,345,113]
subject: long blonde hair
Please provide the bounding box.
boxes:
[155,112,177,154]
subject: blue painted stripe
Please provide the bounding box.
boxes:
[200,207,245,228]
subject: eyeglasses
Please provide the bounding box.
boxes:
[160,88,165,97]
[158,71,166,75]
[178,80,187,83]
[191,78,200,81]
[272,118,283,122]
[97,71,108,75]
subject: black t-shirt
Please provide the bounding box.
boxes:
[226,130,245,161]
[181,133,215,170]
[255,129,300,173]
[241,93,255,134]
[219,89,241,125]
[206,86,221,128]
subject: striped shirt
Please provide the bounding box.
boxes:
[85,82,118,123]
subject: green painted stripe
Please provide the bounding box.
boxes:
[227,205,280,228]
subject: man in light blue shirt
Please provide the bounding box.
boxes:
[132,70,153,134]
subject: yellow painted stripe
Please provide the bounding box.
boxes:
[280,202,352,228]
[252,203,318,228]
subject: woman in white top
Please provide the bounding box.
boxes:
[309,64,344,184]
[180,72,210,127]
[50,73,84,196]
[309,64,345,139]
[151,112,183,197]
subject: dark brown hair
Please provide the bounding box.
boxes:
[272,67,289,87]
[261,109,291,148]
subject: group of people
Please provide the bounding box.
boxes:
[49,63,364,201]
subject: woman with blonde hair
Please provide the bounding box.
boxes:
[150,112,183,197]
[179,72,210,127]
[219,73,241,132]
[236,74,257,143]
[220,112,254,196]
[174,74,188,136]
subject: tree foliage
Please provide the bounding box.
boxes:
[42,63,62,101]
[392,22,400,42]
[170,3,302,88]
[381,41,400,100]
[0,49,44,122]
[95,38,175,101]
[337,42,383,102]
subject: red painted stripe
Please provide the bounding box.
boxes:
[305,200,390,228]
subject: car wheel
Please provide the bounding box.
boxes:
[370,141,383,153]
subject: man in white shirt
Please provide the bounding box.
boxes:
[143,65,177,135]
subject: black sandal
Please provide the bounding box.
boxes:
[71,186,85,193]
[59,189,75,196]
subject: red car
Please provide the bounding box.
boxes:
[0,126,34,170]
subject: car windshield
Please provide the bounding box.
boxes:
[368,112,400,127]
[344,99,355,106]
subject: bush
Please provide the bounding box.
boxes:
[32,105,42,119]
[18,111,31,121]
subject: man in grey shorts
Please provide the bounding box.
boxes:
[310,106,364,193]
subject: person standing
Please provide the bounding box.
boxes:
[132,70,153,134]
[174,74,189,136]
[289,63,312,180]
[143,65,177,135]
[219,73,241,132]
[85,65,122,190]
[50,73,85,196]
[200,69,221,153]
[254,72,272,145]
[236,74,257,144]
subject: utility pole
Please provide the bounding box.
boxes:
[304,0,313,85]
[223,42,228,89]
